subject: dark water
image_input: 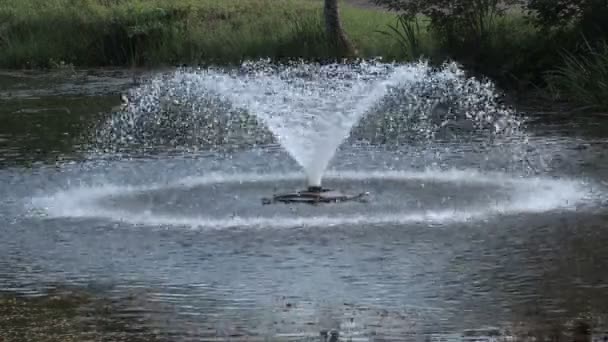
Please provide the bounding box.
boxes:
[1,70,608,342]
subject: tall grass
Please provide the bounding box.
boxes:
[3,0,607,111]
[0,0,400,68]
[375,15,429,60]
[546,39,608,111]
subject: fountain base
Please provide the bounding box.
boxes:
[262,187,369,205]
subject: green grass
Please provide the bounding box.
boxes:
[2,0,606,110]
[546,39,608,111]
[0,0,401,68]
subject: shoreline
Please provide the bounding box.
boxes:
[1,0,606,113]
[1,64,602,118]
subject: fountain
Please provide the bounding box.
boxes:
[5,59,607,342]
[97,59,522,205]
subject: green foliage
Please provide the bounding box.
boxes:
[546,39,608,110]
[526,0,608,64]
[371,0,541,88]
[527,0,608,36]
[2,0,608,111]
[456,13,552,87]
[376,14,427,60]
[340,6,404,59]
[0,0,400,68]
[274,12,332,59]
[372,0,523,48]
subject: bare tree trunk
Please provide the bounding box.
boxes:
[324,0,357,57]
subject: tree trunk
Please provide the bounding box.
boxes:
[324,0,357,57]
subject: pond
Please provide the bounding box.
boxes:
[1,64,607,341]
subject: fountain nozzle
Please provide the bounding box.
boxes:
[307,186,323,193]
[262,184,369,205]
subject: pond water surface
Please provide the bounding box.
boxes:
[1,69,607,341]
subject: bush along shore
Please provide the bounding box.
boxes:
[1,0,607,111]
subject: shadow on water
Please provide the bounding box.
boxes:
[0,69,146,167]
[0,96,118,166]
[0,287,167,342]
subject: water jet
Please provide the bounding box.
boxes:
[99,60,522,207]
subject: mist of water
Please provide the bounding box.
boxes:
[97,60,522,187]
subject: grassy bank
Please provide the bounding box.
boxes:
[1,0,606,110]
[0,0,403,68]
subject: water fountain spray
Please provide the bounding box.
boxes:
[98,59,520,205]
[190,61,423,203]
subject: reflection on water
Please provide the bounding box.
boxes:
[1,70,608,341]
[1,289,608,342]
[0,287,167,342]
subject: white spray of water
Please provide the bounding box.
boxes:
[109,60,519,188]
[169,63,418,186]
[29,169,594,230]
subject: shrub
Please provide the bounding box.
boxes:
[546,39,608,110]
[527,0,608,40]
[376,14,425,60]
[372,0,524,50]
